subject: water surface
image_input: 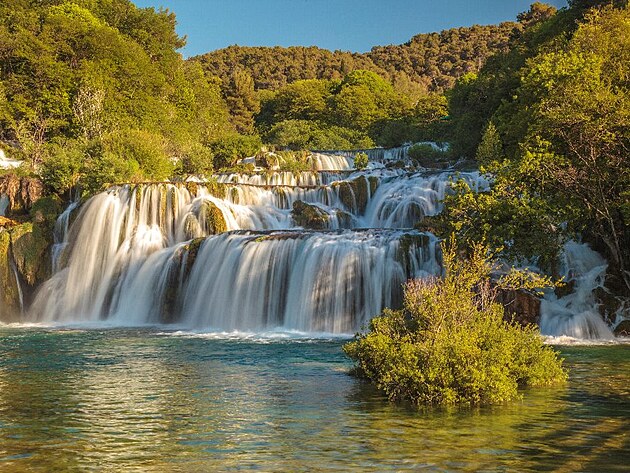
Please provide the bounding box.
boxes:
[0,328,628,472]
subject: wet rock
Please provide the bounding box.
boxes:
[332,176,370,214]
[554,279,576,299]
[494,288,541,326]
[292,200,329,230]
[0,174,44,214]
[594,286,624,325]
[0,230,21,318]
[614,320,630,337]
[10,222,51,286]
[199,200,227,235]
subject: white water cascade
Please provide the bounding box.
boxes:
[29,167,473,332]
[0,194,8,216]
[540,241,615,340]
[20,147,617,338]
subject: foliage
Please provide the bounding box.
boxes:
[176,142,215,177]
[265,119,373,151]
[222,69,260,134]
[208,134,262,169]
[446,3,630,292]
[475,122,502,163]
[39,140,83,194]
[407,144,450,167]
[104,129,173,181]
[258,70,406,148]
[0,0,246,196]
[354,152,368,170]
[194,22,519,94]
[432,175,565,272]
[343,241,567,407]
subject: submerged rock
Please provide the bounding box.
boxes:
[614,319,630,336]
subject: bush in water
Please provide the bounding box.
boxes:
[354,152,368,170]
[344,240,567,406]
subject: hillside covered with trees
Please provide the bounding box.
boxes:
[193,21,521,94]
[0,0,237,194]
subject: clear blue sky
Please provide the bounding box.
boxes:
[132,0,568,58]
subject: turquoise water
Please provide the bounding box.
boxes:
[0,328,628,472]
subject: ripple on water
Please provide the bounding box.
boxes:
[0,328,627,472]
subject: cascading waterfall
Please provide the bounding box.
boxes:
[215,170,352,186]
[308,153,353,170]
[20,146,618,338]
[322,142,448,166]
[540,241,615,340]
[28,167,462,331]
[0,194,8,216]
[51,201,79,273]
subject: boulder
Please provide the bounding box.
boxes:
[292,200,329,230]
[494,287,541,326]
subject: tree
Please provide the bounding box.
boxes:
[222,69,260,134]
[514,6,630,290]
[475,122,502,163]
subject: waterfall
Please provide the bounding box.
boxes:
[0,194,8,216]
[51,201,79,273]
[540,241,615,340]
[20,145,618,338]
[28,169,457,331]
[0,149,22,170]
[318,142,448,166]
[215,171,350,186]
[308,153,353,170]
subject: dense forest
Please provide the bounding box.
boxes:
[0,0,238,194]
[193,20,519,94]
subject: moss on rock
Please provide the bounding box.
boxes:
[199,200,228,235]
[333,176,370,214]
[292,200,329,230]
[0,230,20,314]
[10,222,51,286]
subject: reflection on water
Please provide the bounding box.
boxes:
[0,328,628,472]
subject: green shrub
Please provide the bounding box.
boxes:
[177,142,215,177]
[265,119,373,150]
[40,140,83,194]
[81,150,139,194]
[104,129,173,181]
[407,143,450,167]
[343,241,567,406]
[354,152,369,170]
[209,134,262,169]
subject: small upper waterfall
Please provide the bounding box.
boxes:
[0,194,8,216]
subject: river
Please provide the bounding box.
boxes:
[0,327,627,472]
